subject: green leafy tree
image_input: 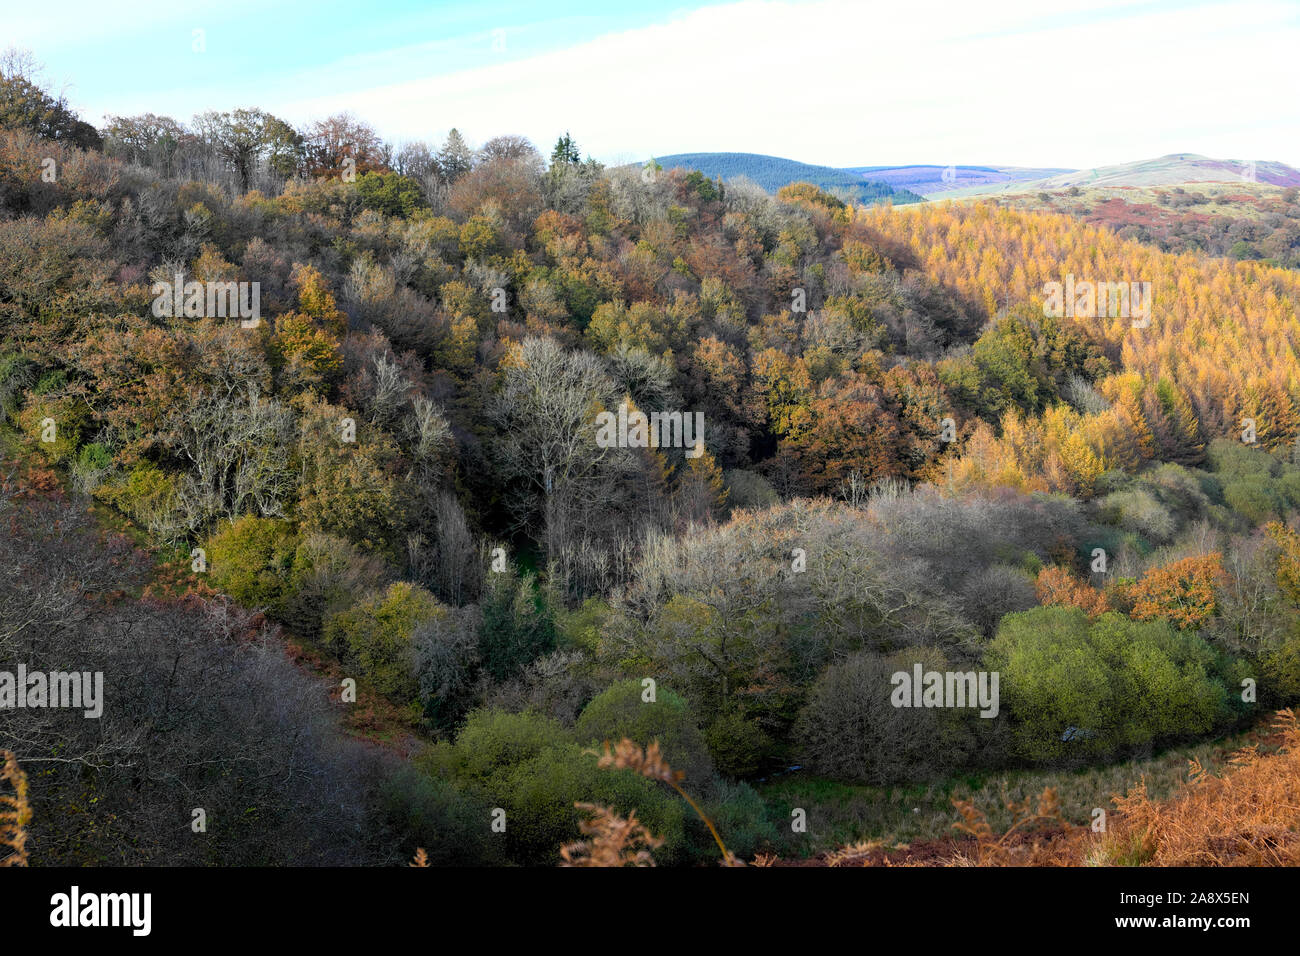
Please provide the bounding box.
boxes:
[322,581,446,701]
[206,516,300,612]
[0,49,101,149]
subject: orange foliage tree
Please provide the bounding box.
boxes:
[1127,553,1226,630]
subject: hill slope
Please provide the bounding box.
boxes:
[934,154,1300,199]
[846,164,1073,196]
[1034,153,1300,189]
[654,151,923,204]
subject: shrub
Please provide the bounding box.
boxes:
[795,647,973,784]
[1223,476,1284,525]
[1262,636,1300,705]
[206,516,300,613]
[553,597,610,655]
[0,353,34,423]
[724,469,780,511]
[96,461,182,538]
[355,171,424,217]
[1206,437,1275,480]
[1141,462,1212,521]
[693,779,777,862]
[16,394,88,463]
[1097,487,1176,543]
[375,764,499,866]
[322,582,446,701]
[1127,553,1225,630]
[413,604,482,730]
[1036,565,1109,617]
[426,709,686,865]
[576,680,716,793]
[70,441,113,494]
[703,708,772,779]
[283,532,389,636]
[962,563,1038,635]
[986,606,1236,763]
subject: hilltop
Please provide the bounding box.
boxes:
[651,151,923,204]
[934,154,1300,199]
[846,164,1073,196]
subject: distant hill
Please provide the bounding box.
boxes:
[1033,154,1300,189]
[934,154,1300,199]
[846,164,1074,196]
[653,152,923,205]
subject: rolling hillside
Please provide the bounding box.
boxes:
[934,154,1300,199]
[653,151,923,204]
[846,164,1073,196]
[1035,153,1300,189]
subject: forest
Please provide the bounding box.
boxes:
[1001,183,1300,269]
[3,48,1300,867]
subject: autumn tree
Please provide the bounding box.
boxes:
[1127,553,1226,630]
[301,112,386,179]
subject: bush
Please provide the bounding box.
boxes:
[1206,437,1276,481]
[703,708,772,779]
[413,604,481,729]
[986,606,1238,763]
[724,469,780,511]
[1223,476,1284,525]
[283,532,389,636]
[355,171,424,217]
[1098,487,1177,543]
[96,461,181,537]
[206,516,300,613]
[694,779,778,862]
[70,441,113,494]
[1141,463,1213,521]
[961,563,1037,635]
[426,709,686,865]
[553,597,610,655]
[576,680,716,793]
[17,393,88,463]
[375,764,500,866]
[322,582,446,701]
[1127,553,1224,630]
[1262,635,1300,705]
[0,353,34,423]
[794,647,974,784]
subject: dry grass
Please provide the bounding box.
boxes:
[817,708,1300,867]
[1097,708,1300,866]
[1,750,31,867]
[588,738,744,866]
[560,803,664,867]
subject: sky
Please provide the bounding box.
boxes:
[6,0,1300,171]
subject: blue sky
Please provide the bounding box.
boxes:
[8,0,1300,169]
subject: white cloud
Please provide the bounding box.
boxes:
[266,0,1300,168]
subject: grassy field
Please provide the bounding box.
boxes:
[756,723,1280,857]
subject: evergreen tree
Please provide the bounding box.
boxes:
[437,128,474,183]
[550,131,580,167]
